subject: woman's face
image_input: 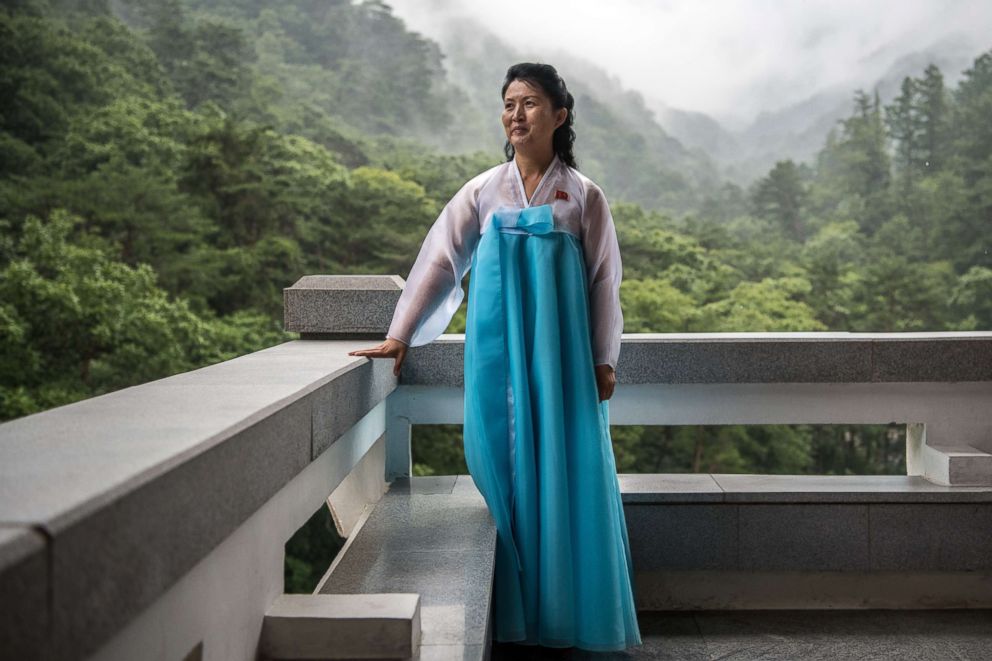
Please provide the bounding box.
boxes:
[502,79,567,157]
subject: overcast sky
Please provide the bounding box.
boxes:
[385,0,992,126]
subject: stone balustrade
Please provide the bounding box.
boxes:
[1,274,990,660]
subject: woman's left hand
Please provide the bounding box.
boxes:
[594,364,616,401]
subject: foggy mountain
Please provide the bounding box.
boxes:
[388,0,989,188]
[652,33,984,184]
[429,16,720,213]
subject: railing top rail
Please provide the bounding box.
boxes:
[400,331,992,386]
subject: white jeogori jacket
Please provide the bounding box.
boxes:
[386,154,624,370]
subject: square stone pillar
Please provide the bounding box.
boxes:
[283,275,404,339]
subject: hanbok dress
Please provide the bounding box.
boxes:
[386,154,642,651]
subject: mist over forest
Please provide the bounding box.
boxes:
[2,2,991,586]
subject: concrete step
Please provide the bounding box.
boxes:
[907,423,992,486]
[316,475,496,660]
[260,593,421,660]
[923,443,992,486]
[619,473,992,610]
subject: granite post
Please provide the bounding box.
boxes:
[284,275,404,339]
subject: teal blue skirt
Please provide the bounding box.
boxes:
[463,204,642,651]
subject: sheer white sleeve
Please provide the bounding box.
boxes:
[386,179,481,347]
[581,182,624,370]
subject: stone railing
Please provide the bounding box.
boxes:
[0,278,399,659]
[1,274,990,660]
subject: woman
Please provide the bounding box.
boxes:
[348,62,642,653]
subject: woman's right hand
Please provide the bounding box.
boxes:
[347,338,409,376]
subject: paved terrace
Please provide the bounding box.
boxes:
[0,275,990,661]
[494,609,992,660]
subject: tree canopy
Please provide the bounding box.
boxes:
[1,0,989,483]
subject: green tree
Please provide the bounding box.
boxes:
[619,279,697,332]
[699,181,748,223]
[917,64,949,172]
[951,51,992,170]
[611,424,813,475]
[947,50,992,270]
[695,276,827,332]
[126,0,255,110]
[750,159,809,242]
[885,64,950,225]
[0,210,287,421]
[853,240,956,331]
[49,95,209,267]
[885,76,925,196]
[336,166,438,273]
[799,220,865,329]
[949,266,992,330]
[813,90,891,234]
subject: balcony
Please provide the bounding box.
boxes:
[2,274,991,661]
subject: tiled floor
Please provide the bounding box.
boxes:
[490,609,992,660]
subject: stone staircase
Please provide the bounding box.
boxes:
[260,472,992,659]
[263,475,496,660]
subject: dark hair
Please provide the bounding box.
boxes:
[501,62,577,169]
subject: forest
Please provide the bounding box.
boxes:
[1,0,990,588]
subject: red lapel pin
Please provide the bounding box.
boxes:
[554,189,569,201]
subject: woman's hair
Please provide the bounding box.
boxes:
[501,62,577,169]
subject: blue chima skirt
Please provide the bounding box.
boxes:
[463,204,642,651]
